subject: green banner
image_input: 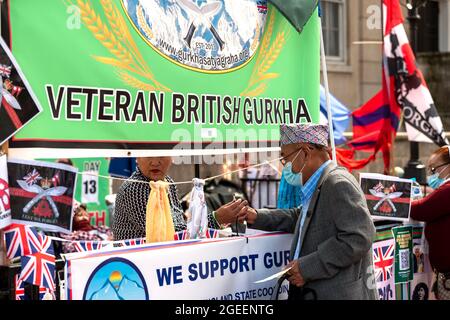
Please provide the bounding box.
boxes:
[5,0,320,156]
[392,226,414,284]
[73,158,111,227]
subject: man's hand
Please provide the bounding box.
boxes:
[285,260,305,287]
[243,207,258,225]
[215,199,249,225]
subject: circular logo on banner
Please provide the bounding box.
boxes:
[83,258,149,300]
[0,178,10,213]
[122,0,268,73]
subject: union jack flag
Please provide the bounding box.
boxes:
[23,169,42,186]
[39,286,56,300]
[72,240,106,252]
[122,238,146,246]
[373,240,395,282]
[205,228,220,239]
[16,272,57,300]
[174,230,189,241]
[4,223,42,259]
[257,1,267,14]
[373,182,384,193]
[15,274,26,300]
[0,64,11,78]
[19,235,56,290]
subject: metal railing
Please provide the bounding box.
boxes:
[240,178,281,210]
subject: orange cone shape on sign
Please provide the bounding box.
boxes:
[145,181,175,243]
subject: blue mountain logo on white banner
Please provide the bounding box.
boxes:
[83,258,148,300]
[121,0,268,72]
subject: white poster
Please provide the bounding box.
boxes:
[65,233,292,300]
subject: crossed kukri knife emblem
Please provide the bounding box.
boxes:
[0,76,21,111]
[369,189,403,213]
[177,0,225,50]
[17,180,67,218]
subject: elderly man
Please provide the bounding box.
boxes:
[243,124,377,300]
[113,157,247,240]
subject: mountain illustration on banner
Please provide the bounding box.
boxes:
[0,37,42,146]
[88,271,146,300]
[83,259,148,300]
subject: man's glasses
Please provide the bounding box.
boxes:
[429,162,449,175]
[280,149,302,166]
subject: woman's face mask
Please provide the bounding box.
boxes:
[427,165,449,190]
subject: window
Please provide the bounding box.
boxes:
[417,1,439,53]
[321,0,346,61]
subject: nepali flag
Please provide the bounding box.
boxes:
[73,240,106,252]
[0,37,42,146]
[19,234,56,290]
[383,0,448,146]
[4,223,42,259]
[15,274,26,300]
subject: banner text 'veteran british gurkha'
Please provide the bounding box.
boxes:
[46,85,312,125]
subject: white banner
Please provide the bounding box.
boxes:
[0,154,11,229]
[65,233,292,300]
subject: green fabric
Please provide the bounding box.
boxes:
[268,0,319,32]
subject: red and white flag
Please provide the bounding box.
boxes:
[383,0,448,146]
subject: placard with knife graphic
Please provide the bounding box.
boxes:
[0,37,42,146]
[360,173,413,222]
[7,158,77,233]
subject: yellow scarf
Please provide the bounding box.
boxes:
[145,181,175,243]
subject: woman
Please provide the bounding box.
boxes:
[410,146,450,300]
[60,203,113,253]
[412,282,429,300]
[112,157,248,240]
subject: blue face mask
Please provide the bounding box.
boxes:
[282,150,307,187]
[427,173,445,190]
[282,162,303,187]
